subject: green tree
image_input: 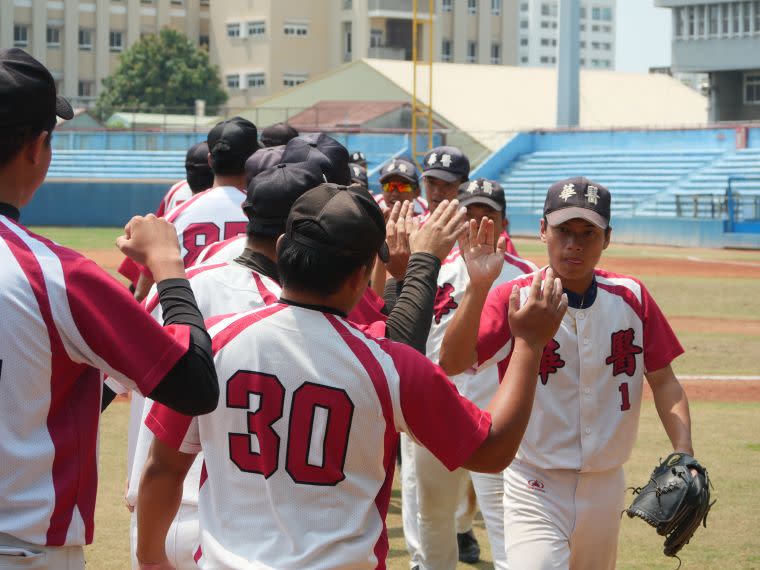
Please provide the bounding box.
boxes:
[95,28,227,120]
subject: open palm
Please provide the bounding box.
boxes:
[460,218,506,288]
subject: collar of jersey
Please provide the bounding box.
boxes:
[0,202,20,221]
[279,297,348,318]
[234,248,279,282]
[563,276,597,309]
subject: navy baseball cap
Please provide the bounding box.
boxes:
[349,163,368,188]
[379,157,419,185]
[287,183,389,263]
[242,161,325,238]
[0,48,73,129]
[544,176,611,229]
[281,133,351,186]
[207,116,258,172]
[458,178,506,213]
[260,122,299,147]
[245,144,286,186]
[184,141,213,192]
[422,146,470,183]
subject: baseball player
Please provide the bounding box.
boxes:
[440,177,694,569]
[350,150,368,168]
[132,116,257,300]
[350,162,369,190]
[0,49,219,569]
[135,183,568,570]
[119,141,214,288]
[375,157,429,217]
[281,132,352,186]
[412,179,539,570]
[259,121,299,148]
[126,166,467,568]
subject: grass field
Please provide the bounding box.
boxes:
[28,227,760,568]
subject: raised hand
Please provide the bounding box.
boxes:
[409,199,467,261]
[507,268,567,349]
[384,201,414,280]
[116,214,185,283]
[460,217,507,289]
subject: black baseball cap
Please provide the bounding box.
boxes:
[0,48,73,129]
[260,122,299,147]
[544,176,611,229]
[245,144,286,186]
[207,116,258,172]
[349,151,367,166]
[287,183,389,263]
[349,163,368,188]
[281,133,351,186]
[242,161,325,238]
[184,141,213,192]
[379,157,419,185]
[458,178,506,213]
[422,146,470,183]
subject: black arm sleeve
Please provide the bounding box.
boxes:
[383,252,441,353]
[146,279,219,416]
[101,384,117,412]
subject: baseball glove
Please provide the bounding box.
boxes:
[625,452,714,558]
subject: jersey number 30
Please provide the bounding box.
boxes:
[226,371,354,486]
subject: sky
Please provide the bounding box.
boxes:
[615,1,673,73]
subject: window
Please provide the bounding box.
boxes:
[370,28,383,47]
[755,1,760,32]
[540,56,549,63]
[442,0,452,13]
[227,23,240,38]
[592,7,601,20]
[732,2,739,33]
[490,42,501,64]
[468,0,477,15]
[13,25,28,47]
[591,41,600,49]
[441,39,452,62]
[200,0,209,5]
[742,1,751,33]
[283,73,308,87]
[78,80,94,98]
[709,5,719,36]
[744,72,760,104]
[697,5,705,36]
[226,74,240,89]
[170,0,183,4]
[675,7,684,37]
[247,72,265,88]
[466,41,477,63]
[199,34,209,48]
[79,28,93,50]
[520,3,528,12]
[520,20,529,29]
[491,0,501,16]
[47,26,61,47]
[520,37,528,46]
[601,7,612,22]
[284,22,309,36]
[580,40,586,48]
[247,21,265,36]
[541,38,551,46]
[343,0,352,8]
[109,30,124,52]
[541,3,557,17]
[521,56,528,63]
[580,7,586,19]
[722,3,729,34]
[602,42,611,51]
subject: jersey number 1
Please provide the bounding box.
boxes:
[227,371,354,486]
[618,382,631,411]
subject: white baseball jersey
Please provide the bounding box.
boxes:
[426,249,538,407]
[147,304,491,569]
[193,235,246,266]
[156,180,194,218]
[0,214,191,547]
[164,186,248,267]
[374,193,429,216]
[476,268,683,472]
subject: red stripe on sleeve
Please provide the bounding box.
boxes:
[146,401,194,450]
[476,284,515,367]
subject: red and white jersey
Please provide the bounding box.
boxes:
[193,235,246,266]
[476,268,684,472]
[147,304,490,569]
[0,215,190,547]
[163,185,248,267]
[155,179,195,218]
[127,261,281,510]
[427,249,538,408]
[374,193,429,217]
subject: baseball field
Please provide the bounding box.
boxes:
[32,227,760,569]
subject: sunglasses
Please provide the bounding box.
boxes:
[382,181,415,194]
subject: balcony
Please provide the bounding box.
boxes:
[367,0,432,19]
[368,46,408,60]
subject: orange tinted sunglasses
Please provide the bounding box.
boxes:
[382,181,415,193]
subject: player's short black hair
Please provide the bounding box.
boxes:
[277,234,375,297]
[0,123,53,168]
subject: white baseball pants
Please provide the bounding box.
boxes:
[0,534,84,570]
[503,461,625,570]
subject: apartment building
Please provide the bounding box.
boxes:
[656,0,760,121]
[0,0,210,108]
[1,1,617,111]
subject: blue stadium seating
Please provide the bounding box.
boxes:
[47,150,187,181]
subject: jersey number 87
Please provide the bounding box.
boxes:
[227,371,355,487]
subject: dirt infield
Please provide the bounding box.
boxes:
[643,380,760,402]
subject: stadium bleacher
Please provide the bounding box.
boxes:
[47,150,187,181]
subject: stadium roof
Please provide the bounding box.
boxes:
[245,59,709,156]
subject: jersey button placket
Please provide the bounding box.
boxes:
[577,310,593,471]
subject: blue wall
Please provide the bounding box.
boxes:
[22,181,169,226]
[747,127,760,148]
